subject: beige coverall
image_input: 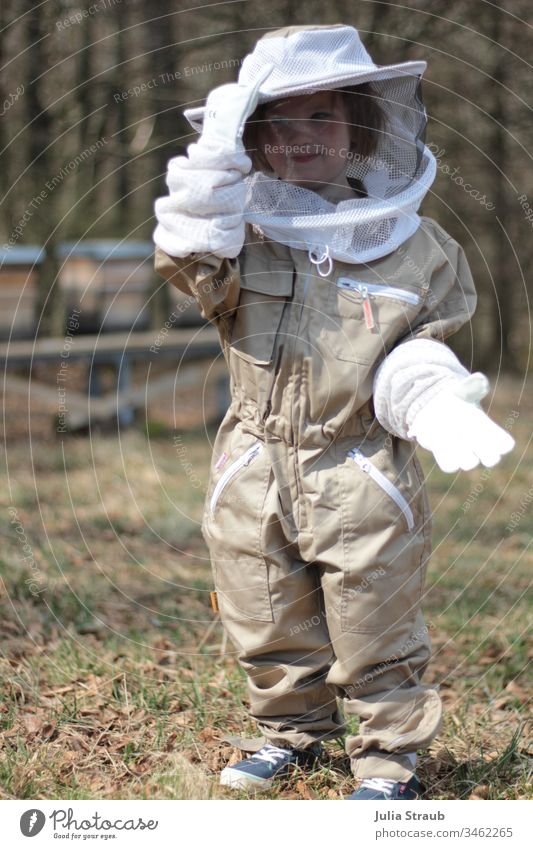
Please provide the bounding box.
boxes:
[154,215,476,781]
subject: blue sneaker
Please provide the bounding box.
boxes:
[347,774,422,800]
[220,743,321,790]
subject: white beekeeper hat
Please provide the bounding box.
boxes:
[183,24,426,133]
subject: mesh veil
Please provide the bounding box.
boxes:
[243,75,435,269]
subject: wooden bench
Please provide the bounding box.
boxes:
[0,326,226,430]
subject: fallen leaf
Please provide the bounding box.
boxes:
[469,784,490,799]
[227,748,243,767]
[504,680,528,703]
[22,715,42,734]
[198,727,219,743]
[174,711,193,728]
[41,685,75,697]
[493,696,512,710]
[41,721,56,739]
[296,779,316,800]
[164,732,178,752]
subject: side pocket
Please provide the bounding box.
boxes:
[339,439,425,634]
[210,442,263,514]
[347,447,414,531]
[204,438,273,623]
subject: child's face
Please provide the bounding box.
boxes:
[257,90,352,191]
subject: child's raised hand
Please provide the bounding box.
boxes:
[153,145,251,258]
[153,151,249,258]
[153,64,274,258]
[193,63,274,154]
[407,373,515,473]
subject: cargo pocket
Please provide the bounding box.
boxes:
[203,437,274,623]
[229,260,293,365]
[321,277,423,365]
[338,438,427,634]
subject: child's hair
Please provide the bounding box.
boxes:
[243,82,385,175]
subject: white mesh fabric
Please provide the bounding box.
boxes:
[243,74,436,264]
[182,25,436,267]
[239,25,381,98]
[184,25,427,129]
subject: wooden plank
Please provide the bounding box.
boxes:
[2,359,227,430]
[0,325,220,364]
[3,374,117,418]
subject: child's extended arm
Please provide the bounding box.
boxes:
[373,234,515,472]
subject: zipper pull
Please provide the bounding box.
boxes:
[243,445,261,465]
[360,286,375,330]
[349,448,371,472]
[214,451,229,471]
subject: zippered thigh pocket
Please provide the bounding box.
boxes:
[204,436,273,623]
[210,441,263,514]
[347,447,414,531]
[336,437,427,634]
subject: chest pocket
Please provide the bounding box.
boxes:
[230,260,294,364]
[321,276,425,364]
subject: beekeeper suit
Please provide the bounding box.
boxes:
[153,24,514,782]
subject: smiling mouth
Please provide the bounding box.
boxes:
[290,153,320,163]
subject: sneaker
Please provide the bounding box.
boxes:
[347,774,422,800]
[220,743,321,790]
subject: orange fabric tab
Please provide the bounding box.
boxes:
[363,297,375,330]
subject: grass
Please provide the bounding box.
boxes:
[0,374,531,800]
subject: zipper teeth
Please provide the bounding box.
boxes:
[210,442,262,513]
[348,448,415,531]
[337,279,420,306]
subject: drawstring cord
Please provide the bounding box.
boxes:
[308,245,333,277]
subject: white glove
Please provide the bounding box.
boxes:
[198,62,274,153]
[153,64,273,259]
[407,372,515,473]
[153,141,251,258]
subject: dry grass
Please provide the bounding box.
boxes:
[0,370,531,800]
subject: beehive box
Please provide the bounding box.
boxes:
[58,240,155,332]
[0,246,43,339]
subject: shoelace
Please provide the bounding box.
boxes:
[251,744,293,766]
[359,777,399,796]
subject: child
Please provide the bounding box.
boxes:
[153,24,514,800]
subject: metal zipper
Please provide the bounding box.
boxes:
[209,442,263,514]
[336,278,421,305]
[348,447,415,531]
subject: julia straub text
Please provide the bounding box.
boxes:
[374,810,445,822]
